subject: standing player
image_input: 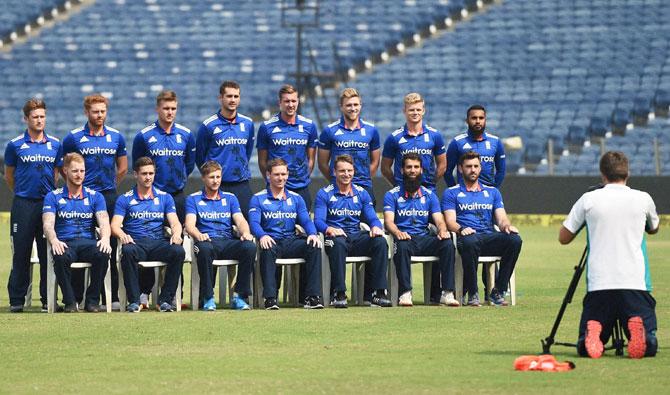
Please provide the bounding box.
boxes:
[195,81,254,216]
[184,161,256,311]
[314,155,391,308]
[560,151,659,359]
[249,158,323,310]
[63,94,127,310]
[111,157,184,312]
[317,88,381,206]
[42,153,111,312]
[383,153,458,307]
[381,93,446,191]
[5,99,63,312]
[444,105,505,187]
[257,84,318,210]
[442,151,522,307]
[133,90,196,222]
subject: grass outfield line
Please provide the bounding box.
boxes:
[0,225,668,393]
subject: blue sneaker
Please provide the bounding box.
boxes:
[159,302,173,312]
[489,289,508,306]
[231,295,250,310]
[127,303,141,313]
[203,297,216,311]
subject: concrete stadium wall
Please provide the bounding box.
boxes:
[0,176,667,214]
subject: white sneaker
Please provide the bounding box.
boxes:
[398,291,413,306]
[440,291,460,307]
[140,293,149,310]
[111,301,121,312]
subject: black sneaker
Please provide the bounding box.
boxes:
[41,303,65,313]
[304,296,323,309]
[10,305,23,313]
[332,292,348,308]
[85,304,102,313]
[63,303,78,313]
[265,298,279,310]
[371,292,392,308]
[489,288,508,306]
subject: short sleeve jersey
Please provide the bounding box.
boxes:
[62,124,127,192]
[195,112,255,182]
[383,185,440,236]
[132,121,196,193]
[318,117,380,188]
[185,190,241,239]
[114,186,176,240]
[382,123,446,190]
[445,131,506,187]
[256,113,318,189]
[248,188,317,240]
[563,184,660,292]
[313,183,382,235]
[441,182,504,234]
[43,186,106,241]
[4,131,63,199]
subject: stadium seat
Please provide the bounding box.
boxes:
[653,89,670,116]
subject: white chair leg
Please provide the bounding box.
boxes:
[82,267,89,307]
[152,267,160,307]
[486,262,496,304]
[422,262,432,305]
[228,265,237,305]
[510,269,516,306]
[454,252,464,303]
[104,260,112,313]
[175,274,182,312]
[191,261,200,311]
[320,243,330,307]
[354,262,366,305]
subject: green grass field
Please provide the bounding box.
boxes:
[0,223,668,394]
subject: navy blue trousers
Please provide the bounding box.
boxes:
[220,181,253,219]
[194,238,256,299]
[7,197,48,307]
[394,235,455,295]
[259,237,321,299]
[457,232,522,296]
[120,238,184,305]
[53,238,109,306]
[325,231,388,295]
[577,289,658,357]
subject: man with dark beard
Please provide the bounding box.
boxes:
[444,105,506,188]
[383,153,458,307]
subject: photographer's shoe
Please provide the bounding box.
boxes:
[585,320,604,358]
[627,316,647,359]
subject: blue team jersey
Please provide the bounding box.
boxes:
[4,131,63,199]
[441,182,504,234]
[43,186,106,241]
[381,123,446,190]
[248,188,316,240]
[185,190,241,239]
[114,186,176,240]
[445,131,506,187]
[256,113,318,189]
[195,112,255,182]
[383,185,440,236]
[132,121,196,193]
[318,117,380,188]
[62,124,127,192]
[313,183,382,235]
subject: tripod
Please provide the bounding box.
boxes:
[541,246,626,355]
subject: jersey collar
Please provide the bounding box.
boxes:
[402,122,427,136]
[155,120,175,135]
[401,186,424,199]
[23,131,47,143]
[83,123,107,137]
[62,185,88,200]
[201,189,221,201]
[332,182,354,197]
[266,186,287,201]
[460,181,482,192]
[467,130,487,141]
[338,117,362,131]
[217,111,239,125]
[277,112,298,127]
[133,186,156,200]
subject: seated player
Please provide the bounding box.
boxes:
[383,153,458,307]
[42,153,111,312]
[314,154,391,308]
[442,151,522,307]
[111,157,185,312]
[249,158,323,310]
[184,161,256,311]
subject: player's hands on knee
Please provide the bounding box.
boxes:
[325,227,346,238]
[51,239,68,256]
[306,234,322,248]
[97,237,112,254]
[119,233,135,245]
[196,232,211,242]
[460,227,476,236]
[370,226,384,238]
[259,235,276,250]
[394,231,411,240]
[501,225,518,234]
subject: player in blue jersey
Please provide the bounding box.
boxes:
[5,99,63,312]
[257,84,318,210]
[63,94,127,310]
[383,153,459,307]
[317,88,381,206]
[249,158,323,310]
[444,105,506,188]
[42,153,111,312]
[196,81,254,216]
[111,157,185,312]
[314,155,391,308]
[442,151,522,307]
[184,161,256,311]
[133,90,196,222]
[381,93,446,191]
